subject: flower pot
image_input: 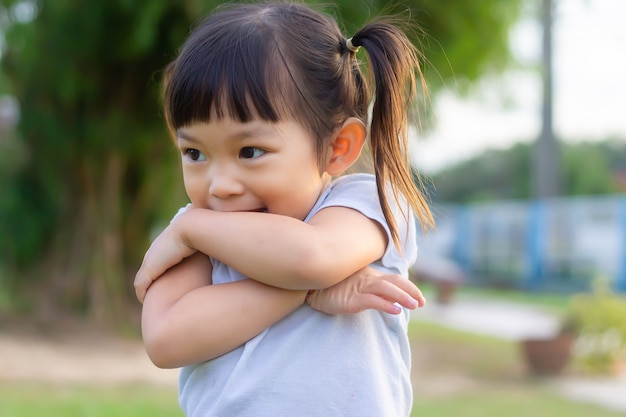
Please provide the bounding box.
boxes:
[521,332,575,376]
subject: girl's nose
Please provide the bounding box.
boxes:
[208,171,244,199]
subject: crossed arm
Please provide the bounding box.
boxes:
[136,206,390,295]
[136,206,424,368]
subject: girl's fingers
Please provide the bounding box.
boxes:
[365,278,425,309]
[134,263,154,303]
[359,294,402,315]
[387,275,426,307]
[378,275,426,307]
[134,276,147,303]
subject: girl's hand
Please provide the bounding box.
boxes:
[134,220,197,303]
[306,266,425,315]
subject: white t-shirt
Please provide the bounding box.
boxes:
[178,173,418,417]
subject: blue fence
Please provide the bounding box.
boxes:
[417,195,626,293]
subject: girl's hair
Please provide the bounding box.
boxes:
[164,1,435,245]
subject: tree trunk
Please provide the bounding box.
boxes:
[31,151,133,329]
[86,151,127,326]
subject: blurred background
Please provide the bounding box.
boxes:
[0,0,625,416]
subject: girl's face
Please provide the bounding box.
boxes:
[177,118,331,220]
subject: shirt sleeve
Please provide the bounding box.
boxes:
[313,174,417,274]
[171,203,192,224]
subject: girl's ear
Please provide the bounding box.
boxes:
[325,117,366,176]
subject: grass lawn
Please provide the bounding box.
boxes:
[0,382,184,417]
[2,379,620,417]
[412,388,626,417]
[420,282,573,314]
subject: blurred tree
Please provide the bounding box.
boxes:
[332,0,525,92]
[0,0,525,326]
[431,142,531,203]
[0,0,194,324]
[562,142,615,196]
[430,139,626,203]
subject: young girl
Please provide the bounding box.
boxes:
[135,2,434,416]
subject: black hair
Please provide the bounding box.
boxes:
[164,1,434,244]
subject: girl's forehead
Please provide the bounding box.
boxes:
[179,118,277,135]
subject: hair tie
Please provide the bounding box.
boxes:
[345,37,360,53]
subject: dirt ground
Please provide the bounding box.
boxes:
[0,316,478,396]
[0,317,178,386]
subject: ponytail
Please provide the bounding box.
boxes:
[350,20,435,246]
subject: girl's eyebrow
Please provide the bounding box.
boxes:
[176,130,200,143]
[177,125,278,142]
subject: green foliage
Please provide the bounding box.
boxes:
[562,142,615,195]
[564,278,626,374]
[432,142,531,203]
[331,0,525,92]
[0,0,198,316]
[413,0,526,92]
[0,128,43,270]
[431,139,626,203]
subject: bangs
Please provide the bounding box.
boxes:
[164,16,296,129]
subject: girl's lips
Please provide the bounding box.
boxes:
[211,207,268,213]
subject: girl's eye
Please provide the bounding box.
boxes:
[183,148,206,162]
[239,147,265,159]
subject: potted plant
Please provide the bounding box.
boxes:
[564,279,626,375]
[521,278,626,376]
[520,326,576,377]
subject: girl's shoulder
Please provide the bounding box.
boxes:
[320,173,381,216]
[329,173,376,192]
